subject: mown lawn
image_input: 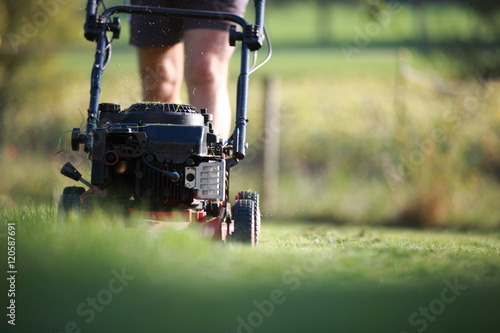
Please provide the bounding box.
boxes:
[1,206,499,332]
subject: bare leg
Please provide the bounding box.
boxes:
[183,29,234,140]
[137,44,184,103]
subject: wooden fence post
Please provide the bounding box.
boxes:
[262,76,281,215]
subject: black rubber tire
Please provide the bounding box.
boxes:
[57,186,85,220]
[238,191,261,246]
[232,199,256,246]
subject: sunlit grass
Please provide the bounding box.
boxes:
[4,206,499,287]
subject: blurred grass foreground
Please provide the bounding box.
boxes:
[1,0,500,229]
[1,206,500,332]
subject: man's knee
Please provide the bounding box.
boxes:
[138,46,184,101]
[185,55,221,87]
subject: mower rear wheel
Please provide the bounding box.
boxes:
[232,199,256,246]
[58,186,85,220]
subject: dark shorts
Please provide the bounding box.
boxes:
[130,0,248,48]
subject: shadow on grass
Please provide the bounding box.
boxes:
[14,266,500,333]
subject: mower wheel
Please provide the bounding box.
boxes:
[237,191,261,246]
[58,186,85,220]
[232,199,256,246]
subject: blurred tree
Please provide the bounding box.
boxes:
[0,0,82,150]
[368,0,500,78]
[270,0,499,78]
[447,0,500,78]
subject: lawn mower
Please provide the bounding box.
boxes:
[58,0,270,246]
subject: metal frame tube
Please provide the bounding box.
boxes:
[233,0,265,159]
[234,45,250,159]
[102,5,248,27]
[86,33,107,151]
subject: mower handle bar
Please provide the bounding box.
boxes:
[84,0,266,160]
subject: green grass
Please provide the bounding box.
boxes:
[2,206,500,332]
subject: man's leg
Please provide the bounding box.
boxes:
[137,43,184,103]
[184,29,234,140]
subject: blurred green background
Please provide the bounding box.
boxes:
[1,1,500,333]
[2,0,500,228]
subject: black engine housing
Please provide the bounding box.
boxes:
[89,102,224,210]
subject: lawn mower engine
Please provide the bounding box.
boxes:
[88,102,226,212]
